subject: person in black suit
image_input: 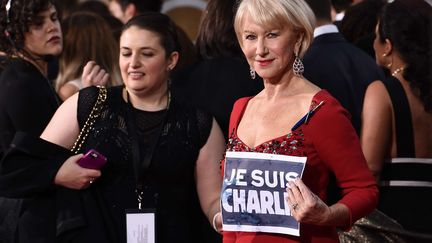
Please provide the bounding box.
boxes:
[302,0,384,209]
[303,0,384,136]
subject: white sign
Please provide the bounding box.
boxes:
[222,152,306,236]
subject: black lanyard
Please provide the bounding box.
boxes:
[125,89,170,209]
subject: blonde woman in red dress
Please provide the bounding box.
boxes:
[213,0,379,242]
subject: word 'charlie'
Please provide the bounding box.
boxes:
[222,169,300,216]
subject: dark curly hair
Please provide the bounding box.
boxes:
[378,0,432,113]
[340,0,386,44]
[0,0,53,57]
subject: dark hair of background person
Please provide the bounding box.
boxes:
[340,0,386,45]
[51,0,78,19]
[174,23,197,70]
[114,0,163,13]
[56,11,121,94]
[171,0,264,143]
[331,0,352,13]
[75,0,123,41]
[0,0,53,59]
[378,0,432,113]
[195,0,242,60]
[305,0,332,21]
[76,0,112,15]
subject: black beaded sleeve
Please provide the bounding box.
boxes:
[195,107,213,149]
[77,86,102,128]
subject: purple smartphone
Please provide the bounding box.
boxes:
[77,149,107,169]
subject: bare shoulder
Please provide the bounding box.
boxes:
[367,80,388,94]
[364,80,391,107]
[40,92,79,148]
[59,82,79,101]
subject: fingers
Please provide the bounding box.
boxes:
[67,153,84,165]
[82,61,96,85]
[285,187,298,212]
[77,167,101,189]
[82,61,109,88]
[54,154,102,190]
[293,178,320,207]
[286,178,330,224]
[286,178,314,213]
[96,73,109,86]
[287,179,304,203]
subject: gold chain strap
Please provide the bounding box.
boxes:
[71,86,107,154]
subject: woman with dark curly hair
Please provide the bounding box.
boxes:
[0,0,62,241]
[361,0,432,237]
[0,0,63,156]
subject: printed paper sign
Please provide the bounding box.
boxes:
[221,151,306,236]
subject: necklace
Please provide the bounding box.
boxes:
[391,67,405,77]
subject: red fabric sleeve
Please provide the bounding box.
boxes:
[304,92,379,227]
[223,97,251,176]
[228,97,251,136]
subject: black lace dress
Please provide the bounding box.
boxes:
[0,86,217,243]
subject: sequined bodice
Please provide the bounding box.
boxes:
[226,129,306,156]
[226,99,322,157]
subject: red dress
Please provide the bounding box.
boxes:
[222,90,378,243]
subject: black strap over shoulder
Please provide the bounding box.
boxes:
[383,76,415,157]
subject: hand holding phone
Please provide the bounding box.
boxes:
[77,149,107,169]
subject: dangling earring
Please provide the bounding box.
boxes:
[293,54,304,76]
[382,53,392,68]
[386,57,393,68]
[249,66,256,79]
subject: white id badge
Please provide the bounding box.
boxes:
[126,209,156,243]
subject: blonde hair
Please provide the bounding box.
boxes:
[55,11,122,92]
[234,0,315,57]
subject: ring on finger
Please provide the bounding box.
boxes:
[291,203,299,210]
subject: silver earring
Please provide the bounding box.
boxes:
[293,54,304,76]
[249,66,256,79]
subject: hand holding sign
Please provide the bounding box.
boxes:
[286,178,331,225]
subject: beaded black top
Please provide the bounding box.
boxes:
[77,85,214,242]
